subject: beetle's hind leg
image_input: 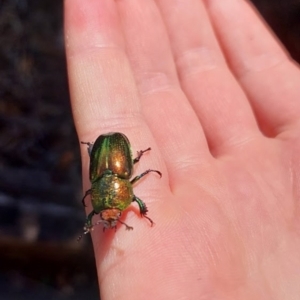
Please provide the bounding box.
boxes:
[81,189,91,207]
[133,196,154,226]
[130,169,162,185]
[133,148,151,164]
[81,141,94,156]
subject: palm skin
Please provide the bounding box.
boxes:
[64,0,300,299]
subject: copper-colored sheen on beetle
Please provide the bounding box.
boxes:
[78,132,161,240]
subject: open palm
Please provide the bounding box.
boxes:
[65,0,300,299]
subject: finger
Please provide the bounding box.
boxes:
[204,0,300,136]
[116,0,212,185]
[64,0,167,173]
[64,0,167,216]
[155,0,260,155]
[65,0,142,139]
[64,1,168,297]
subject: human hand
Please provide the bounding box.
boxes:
[64,0,300,299]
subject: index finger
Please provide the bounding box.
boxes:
[65,0,142,139]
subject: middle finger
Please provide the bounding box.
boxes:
[155,0,260,155]
[117,0,213,185]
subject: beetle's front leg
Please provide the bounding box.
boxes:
[81,141,94,156]
[77,210,96,242]
[85,210,96,230]
[133,196,154,226]
[82,189,91,207]
[117,219,134,231]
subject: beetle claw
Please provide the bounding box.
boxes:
[117,219,134,231]
[133,147,151,164]
[81,141,94,156]
[143,215,154,227]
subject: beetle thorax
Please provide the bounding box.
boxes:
[91,174,133,212]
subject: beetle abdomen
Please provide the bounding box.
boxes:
[89,132,133,181]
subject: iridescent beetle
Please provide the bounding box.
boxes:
[78,132,161,240]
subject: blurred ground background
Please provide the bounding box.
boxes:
[0,0,299,299]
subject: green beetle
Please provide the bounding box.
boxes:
[79,132,161,239]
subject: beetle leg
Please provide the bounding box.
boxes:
[133,196,154,226]
[93,218,133,231]
[82,189,92,207]
[130,169,162,185]
[81,141,94,156]
[133,147,151,164]
[77,210,96,242]
[84,210,96,230]
[86,210,95,226]
[117,219,134,231]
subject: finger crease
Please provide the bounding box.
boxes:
[136,71,177,95]
[236,54,289,79]
[175,47,225,78]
